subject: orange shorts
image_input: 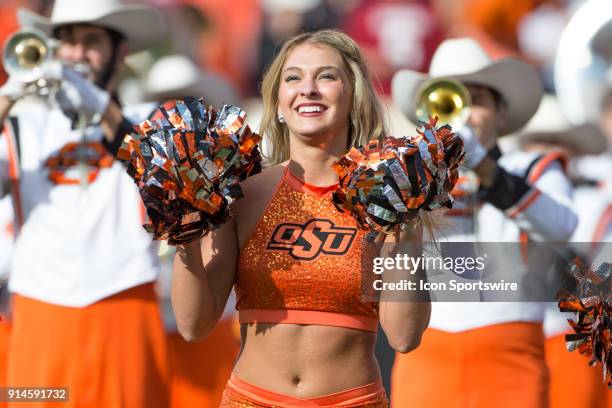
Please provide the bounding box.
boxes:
[391,322,548,408]
[168,318,240,408]
[7,283,169,408]
[546,333,610,408]
[220,374,388,407]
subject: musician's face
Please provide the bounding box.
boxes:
[466,84,507,150]
[55,25,115,84]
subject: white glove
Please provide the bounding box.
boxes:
[457,125,488,169]
[0,61,63,101]
[0,75,27,101]
[55,66,110,124]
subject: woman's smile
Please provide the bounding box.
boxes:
[295,102,328,117]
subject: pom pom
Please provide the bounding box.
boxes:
[557,257,612,388]
[118,98,262,245]
[331,117,463,235]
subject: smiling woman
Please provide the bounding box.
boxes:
[260,30,386,167]
[171,29,430,408]
[277,43,353,146]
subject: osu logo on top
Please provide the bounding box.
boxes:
[267,218,357,261]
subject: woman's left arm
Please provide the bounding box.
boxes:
[378,221,431,353]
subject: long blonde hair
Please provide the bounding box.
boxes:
[260,30,387,165]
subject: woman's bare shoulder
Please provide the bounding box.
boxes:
[233,162,286,215]
[239,162,287,192]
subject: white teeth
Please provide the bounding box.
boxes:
[298,105,323,113]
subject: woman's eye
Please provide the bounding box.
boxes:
[285,75,300,82]
[319,73,336,80]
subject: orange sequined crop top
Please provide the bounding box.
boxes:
[235,166,379,332]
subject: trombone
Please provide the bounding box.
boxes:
[414,77,471,130]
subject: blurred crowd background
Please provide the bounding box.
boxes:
[0,0,603,135]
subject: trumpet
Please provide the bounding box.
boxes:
[414,77,471,129]
[2,27,60,95]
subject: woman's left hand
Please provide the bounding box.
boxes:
[373,219,423,257]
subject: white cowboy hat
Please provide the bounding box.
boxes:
[392,37,543,135]
[17,0,166,53]
[518,95,607,155]
[145,55,239,107]
[261,0,321,13]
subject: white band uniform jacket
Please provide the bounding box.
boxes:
[428,149,578,332]
[0,101,160,307]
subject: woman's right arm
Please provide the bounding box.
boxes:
[171,216,238,341]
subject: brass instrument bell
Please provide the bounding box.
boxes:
[415,78,471,129]
[2,28,52,83]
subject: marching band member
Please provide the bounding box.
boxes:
[521,94,612,408]
[391,38,578,407]
[0,1,169,406]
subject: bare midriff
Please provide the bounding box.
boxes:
[233,323,380,398]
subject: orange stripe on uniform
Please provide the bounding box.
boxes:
[508,189,542,218]
[519,230,529,263]
[511,152,567,261]
[509,150,567,218]
[527,151,569,183]
[7,283,169,408]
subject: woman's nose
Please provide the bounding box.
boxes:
[299,78,319,97]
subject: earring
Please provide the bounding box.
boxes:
[278,113,285,124]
